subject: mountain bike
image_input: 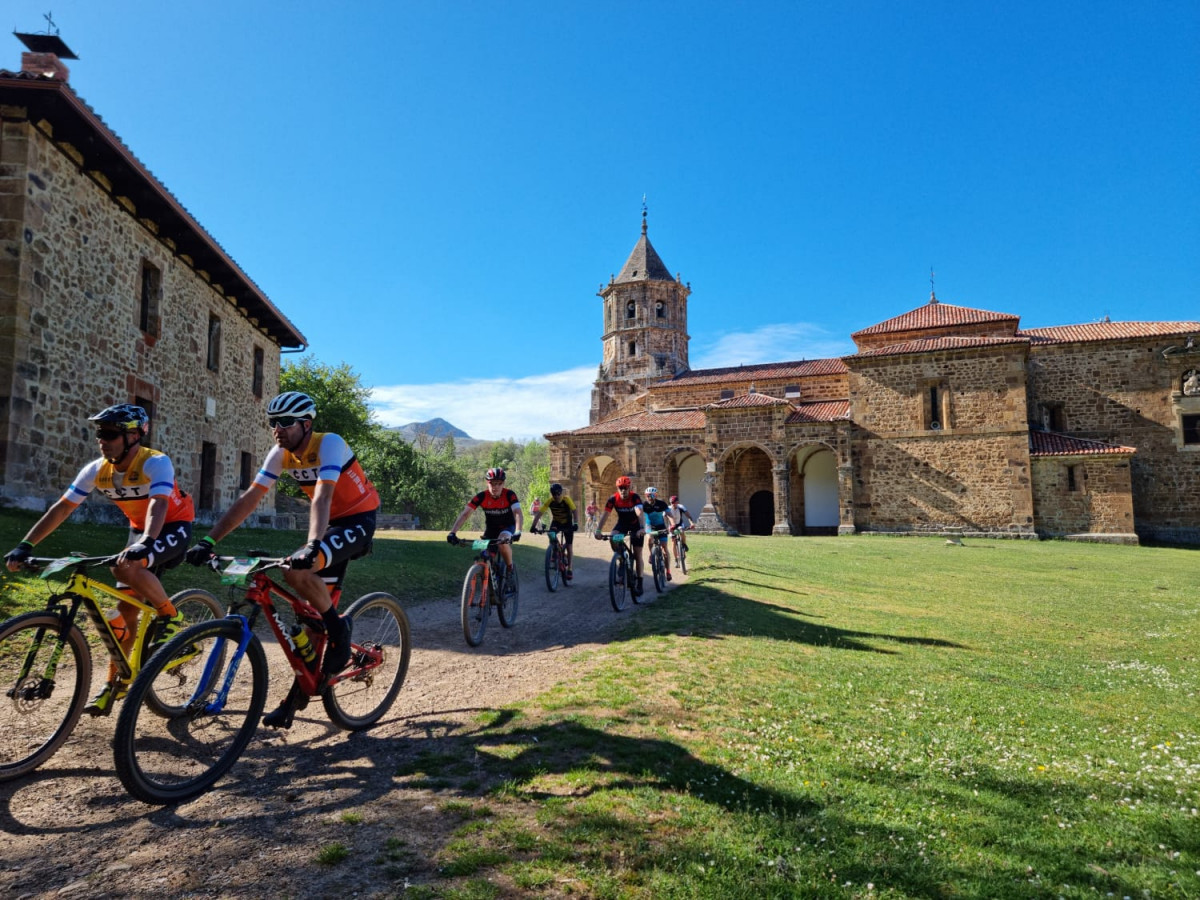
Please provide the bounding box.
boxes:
[670,525,689,575]
[0,554,221,782]
[647,529,668,593]
[454,536,518,646]
[112,554,410,804]
[596,531,644,612]
[532,525,570,591]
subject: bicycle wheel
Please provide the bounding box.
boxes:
[609,554,628,612]
[652,544,667,593]
[0,612,91,782]
[679,538,688,575]
[324,592,411,731]
[544,542,560,592]
[144,589,226,718]
[113,619,268,804]
[497,565,519,628]
[461,562,489,647]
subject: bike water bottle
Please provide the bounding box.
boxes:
[105,608,128,643]
[290,623,318,671]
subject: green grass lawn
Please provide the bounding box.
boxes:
[1,511,1195,897]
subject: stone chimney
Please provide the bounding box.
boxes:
[21,51,70,81]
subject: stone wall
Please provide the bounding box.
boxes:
[0,118,281,518]
[1030,455,1136,541]
[649,372,847,409]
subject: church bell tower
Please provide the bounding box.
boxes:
[591,209,690,424]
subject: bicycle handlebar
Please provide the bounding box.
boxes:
[20,554,121,571]
[451,535,512,549]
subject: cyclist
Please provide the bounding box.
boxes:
[666,495,696,567]
[584,499,599,533]
[3,404,195,715]
[529,482,578,581]
[184,391,379,728]
[593,475,647,596]
[447,467,523,591]
[641,486,673,581]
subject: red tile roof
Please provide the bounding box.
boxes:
[853,299,1019,337]
[786,400,851,423]
[846,335,1030,359]
[1020,322,1200,344]
[1029,431,1136,457]
[545,409,706,437]
[659,358,847,387]
[705,393,792,410]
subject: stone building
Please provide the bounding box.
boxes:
[547,215,1200,545]
[0,35,306,522]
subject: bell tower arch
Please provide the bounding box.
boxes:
[591,208,691,423]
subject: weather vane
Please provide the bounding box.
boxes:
[930,267,937,301]
[43,11,60,35]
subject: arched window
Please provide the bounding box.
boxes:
[626,301,636,319]
[655,300,665,319]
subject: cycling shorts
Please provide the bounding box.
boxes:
[611,525,644,549]
[315,510,376,586]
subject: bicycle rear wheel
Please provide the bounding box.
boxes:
[544,543,560,592]
[497,565,519,628]
[651,544,667,593]
[461,562,489,647]
[324,592,410,731]
[0,612,91,782]
[609,554,628,611]
[144,589,225,718]
[113,619,268,804]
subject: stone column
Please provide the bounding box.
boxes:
[694,461,736,535]
[772,463,791,534]
[837,463,856,536]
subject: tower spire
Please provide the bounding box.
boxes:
[641,195,648,236]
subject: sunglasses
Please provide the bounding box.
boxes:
[268,416,304,428]
[95,429,126,441]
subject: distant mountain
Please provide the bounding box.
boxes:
[392,418,472,441]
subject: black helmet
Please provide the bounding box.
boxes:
[266,391,316,420]
[88,404,148,433]
[550,483,563,495]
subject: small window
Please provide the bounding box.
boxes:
[199,441,217,510]
[628,341,636,357]
[655,300,665,319]
[925,382,948,430]
[626,301,636,320]
[138,260,161,338]
[1183,414,1200,445]
[252,347,264,399]
[206,315,222,372]
[719,389,734,400]
[239,451,254,490]
[1041,402,1065,431]
[784,384,801,399]
[1066,464,1079,492]
[134,396,155,439]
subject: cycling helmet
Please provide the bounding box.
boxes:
[88,404,148,433]
[486,467,506,483]
[645,486,658,497]
[266,391,317,420]
[669,495,679,503]
[550,483,563,495]
[615,475,632,489]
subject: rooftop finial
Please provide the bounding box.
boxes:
[929,266,937,303]
[43,10,60,34]
[641,195,648,235]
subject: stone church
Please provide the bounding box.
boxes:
[546,214,1200,545]
[0,35,305,521]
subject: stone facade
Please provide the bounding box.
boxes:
[0,53,305,522]
[547,221,1200,546]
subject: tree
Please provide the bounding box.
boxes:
[280,355,373,447]
[358,427,473,529]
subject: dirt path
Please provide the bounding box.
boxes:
[0,535,686,899]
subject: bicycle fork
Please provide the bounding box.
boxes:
[192,616,256,715]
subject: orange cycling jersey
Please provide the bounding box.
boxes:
[253,432,379,519]
[64,446,195,531]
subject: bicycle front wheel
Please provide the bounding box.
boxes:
[144,588,226,718]
[461,562,489,647]
[324,592,411,731]
[544,543,560,592]
[609,554,628,612]
[113,619,268,804]
[652,545,667,593]
[497,566,519,628]
[0,612,91,782]
[678,538,688,574]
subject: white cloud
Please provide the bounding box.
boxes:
[370,366,596,442]
[691,322,854,370]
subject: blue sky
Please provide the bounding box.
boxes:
[18,2,1199,440]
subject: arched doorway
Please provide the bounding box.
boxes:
[721,444,774,534]
[748,490,774,535]
[789,444,840,536]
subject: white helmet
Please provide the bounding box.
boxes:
[266,391,316,420]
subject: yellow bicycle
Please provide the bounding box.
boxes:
[0,554,222,781]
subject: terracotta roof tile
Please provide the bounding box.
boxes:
[846,335,1029,359]
[1020,321,1200,344]
[853,299,1019,337]
[659,357,847,387]
[705,393,792,410]
[545,409,705,438]
[1029,431,1136,457]
[786,400,851,423]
